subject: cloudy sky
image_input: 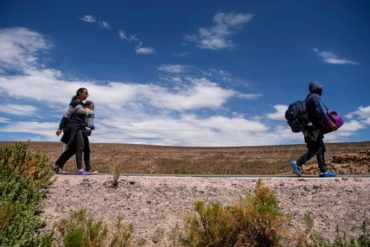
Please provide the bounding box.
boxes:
[0,1,369,146]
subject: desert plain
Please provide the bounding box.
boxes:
[1,141,370,246]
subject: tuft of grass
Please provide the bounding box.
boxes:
[168,223,184,247]
[111,162,121,187]
[38,232,55,247]
[297,214,370,247]
[54,209,140,247]
[151,227,164,245]
[179,179,289,247]
[110,214,137,247]
[303,221,370,247]
[56,209,109,247]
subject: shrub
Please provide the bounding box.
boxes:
[0,142,53,247]
[181,179,289,247]
[55,209,140,247]
[56,209,109,247]
[303,221,370,247]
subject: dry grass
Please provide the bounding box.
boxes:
[111,162,121,187]
[1,141,369,175]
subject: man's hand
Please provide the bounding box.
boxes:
[330,121,338,131]
[56,129,62,136]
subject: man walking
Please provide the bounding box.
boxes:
[290,81,338,177]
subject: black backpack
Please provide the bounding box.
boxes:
[285,100,309,132]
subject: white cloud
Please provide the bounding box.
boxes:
[0,117,9,123]
[0,26,272,146]
[313,48,358,65]
[158,64,190,74]
[0,27,51,71]
[2,27,367,146]
[0,68,81,104]
[185,12,253,50]
[0,104,38,116]
[346,105,370,125]
[135,46,155,55]
[266,105,287,121]
[118,30,139,42]
[0,69,253,112]
[160,76,183,84]
[202,68,232,81]
[118,30,127,39]
[99,21,110,30]
[234,92,261,100]
[0,121,57,140]
[119,31,154,55]
[324,119,366,142]
[90,114,273,146]
[80,15,96,23]
[338,120,365,132]
[142,78,234,111]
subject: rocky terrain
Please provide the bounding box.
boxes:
[40,175,370,246]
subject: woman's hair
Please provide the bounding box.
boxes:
[71,87,88,101]
[85,100,94,107]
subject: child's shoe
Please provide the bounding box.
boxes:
[53,166,65,174]
[85,169,99,174]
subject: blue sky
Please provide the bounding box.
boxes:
[0,1,369,146]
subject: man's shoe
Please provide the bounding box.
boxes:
[78,169,91,175]
[53,166,63,174]
[319,171,336,177]
[290,160,302,177]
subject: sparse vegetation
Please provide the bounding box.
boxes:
[296,212,370,247]
[151,227,165,245]
[1,141,369,247]
[0,142,53,247]
[176,179,289,247]
[54,209,140,247]
[302,221,370,247]
[9,141,369,175]
[56,209,109,247]
[170,181,370,247]
[110,214,138,247]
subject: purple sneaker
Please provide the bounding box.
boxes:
[78,169,91,175]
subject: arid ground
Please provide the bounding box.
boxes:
[1,141,369,246]
[40,175,370,246]
[1,141,369,175]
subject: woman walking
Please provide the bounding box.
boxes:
[54,87,91,175]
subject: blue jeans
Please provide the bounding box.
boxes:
[297,130,328,173]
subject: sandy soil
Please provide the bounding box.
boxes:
[39,175,370,246]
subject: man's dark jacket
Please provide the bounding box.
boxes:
[305,81,331,131]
